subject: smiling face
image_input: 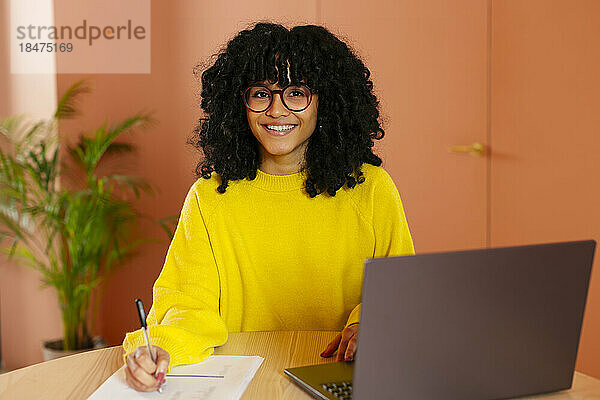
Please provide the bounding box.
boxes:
[246,80,319,175]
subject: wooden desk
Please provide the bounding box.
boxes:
[1,331,600,399]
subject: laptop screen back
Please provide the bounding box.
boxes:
[353,240,596,400]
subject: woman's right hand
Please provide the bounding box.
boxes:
[125,345,170,392]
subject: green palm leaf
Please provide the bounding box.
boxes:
[54,80,91,120]
[0,80,162,351]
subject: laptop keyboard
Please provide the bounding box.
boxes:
[322,381,352,399]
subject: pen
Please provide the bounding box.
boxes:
[135,298,163,393]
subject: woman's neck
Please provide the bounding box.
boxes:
[259,153,305,175]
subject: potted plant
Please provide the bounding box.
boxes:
[0,80,155,359]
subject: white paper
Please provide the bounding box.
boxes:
[88,355,264,400]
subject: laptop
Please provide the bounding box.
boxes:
[284,240,596,400]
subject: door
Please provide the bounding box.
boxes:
[491,0,600,377]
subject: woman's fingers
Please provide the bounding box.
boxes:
[133,347,157,375]
[335,329,352,362]
[129,353,158,388]
[125,361,153,392]
[320,333,342,358]
[344,335,358,361]
[321,325,360,361]
[336,324,359,362]
[125,346,167,391]
[154,346,171,385]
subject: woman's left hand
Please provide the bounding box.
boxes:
[320,323,359,362]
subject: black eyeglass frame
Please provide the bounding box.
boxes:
[242,83,316,113]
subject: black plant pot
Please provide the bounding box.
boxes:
[42,336,106,361]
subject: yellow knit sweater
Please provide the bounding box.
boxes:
[122,163,414,368]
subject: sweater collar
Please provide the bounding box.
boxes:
[250,168,307,191]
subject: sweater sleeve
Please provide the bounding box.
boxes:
[122,181,227,369]
[371,170,415,259]
[345,169,415,327]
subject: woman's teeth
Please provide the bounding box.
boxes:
[266,125,295,131]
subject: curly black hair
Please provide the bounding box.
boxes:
[189,22,385,197]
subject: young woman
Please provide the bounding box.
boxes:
[123,22,414,392]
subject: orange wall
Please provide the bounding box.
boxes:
[490,0,600,378]
[0,0,9,117]
[0,0,63,370]
[2,0,599,380]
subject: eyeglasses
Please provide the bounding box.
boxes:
[243,83,314,113]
